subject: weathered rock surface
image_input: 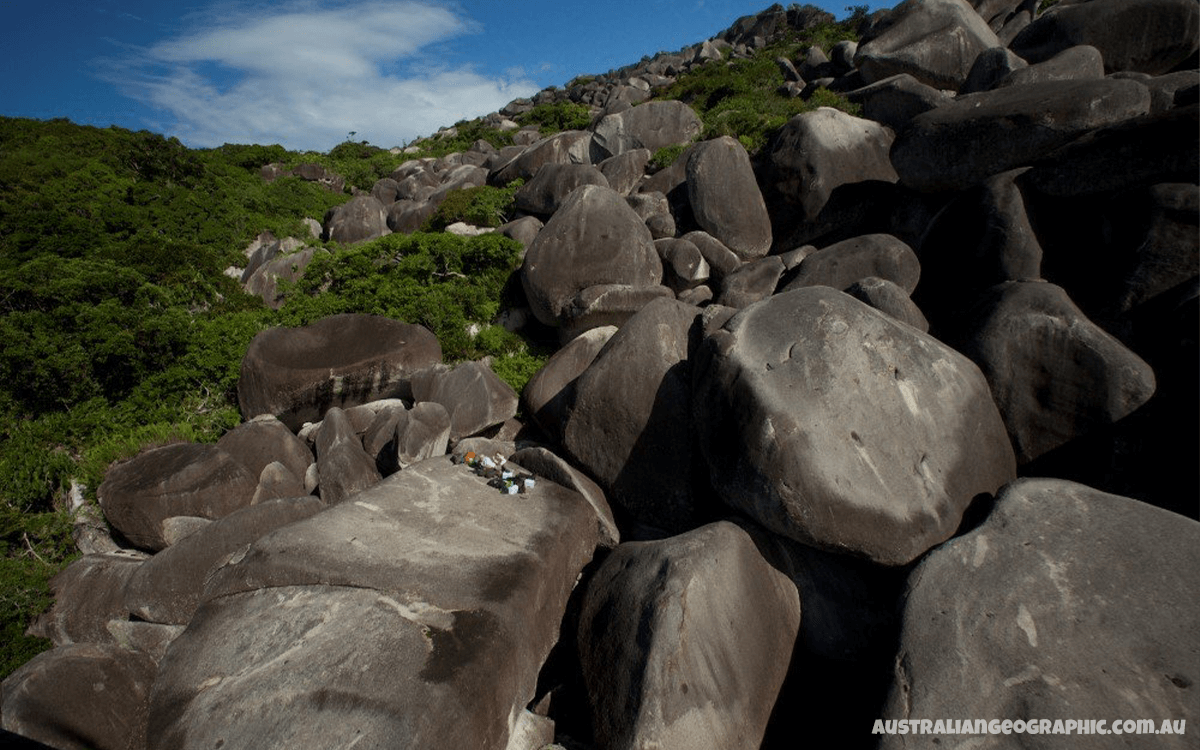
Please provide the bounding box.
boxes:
[781,233,921,294]
[521,325,616,444]
[685,136,773,259]
[880,479,1200,749]
[411,360,519,441]
[322,195,389,244]
[562,298,705,533]
[578,521,800,750]
[694,287,1016,565]
[2,643,157,750]
[147,456,599,750]
[513,163,610,216]
[28,552,147,646]
[854,0,1002,90]
[521,185,663,328]
[123,498,325,626]
[97,444,259,552]
[237,313,442,430]
[392,401,452,470]
[890,78,1152,192]
[589,100,703,161]
[313,406,382,505]
[951,281,1157,464]
[1010,0,1200,75]
[771,107,898,221]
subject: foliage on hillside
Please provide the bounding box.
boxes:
[0,6,870,679]
[0,117,544,677]
[652,15,863,153]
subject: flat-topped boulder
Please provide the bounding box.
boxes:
[237,313,442,431]
[147,456,600,750]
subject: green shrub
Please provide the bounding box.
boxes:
[516,101,594,133]
[422,181,524,231]
[650,143,689,171]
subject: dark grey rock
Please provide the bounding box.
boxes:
[693,287,1016,565]
[598,148,652,196]
[590,100,702,161]
[996,44,1104,88]
[521,185,663,328]
[717,255,786,308]
[854,0,1002,89]
[392,401,451,470]
[655,238,710,292]
[685,136,772,259]
[513,163,610,217]
[890,78,1151,192]
[562,297,705,533]
[846,276,930,332]
[771,107,898,221]
[522,325,616,443]
[1010,0,1200,75]
[2,643,157,750]
[237,313,442,431]
[410,360,518,442]
[28,552,146,646]
[880,478,1200,749]
[215,415,314,486]
[781,233,921,295]
[846,73,953,130]
[578,522,800,749]
[148,456,599,750]
[124,498,325,625]
[313,407,382,504]
[321,195,389,244]
[958,46,1029,94]
[951,281,1156,464]
[97,444,259,551]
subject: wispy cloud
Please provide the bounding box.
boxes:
[96,1,538,151]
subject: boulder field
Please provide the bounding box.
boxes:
[4,1,1197,749]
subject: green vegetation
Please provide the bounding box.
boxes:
[0,116,547,678]
[516,100,594,134]
[422,181,525,231]
[652,18,863,153]
[403,119,516,160]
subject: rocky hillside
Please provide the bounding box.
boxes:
[2,0,1198,748]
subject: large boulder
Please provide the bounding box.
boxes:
[562,297,706,534]
[854,0,1002,90]
[2,643,158,750]
[589,100,703,161]
[879,478,1200,749]
[693,287,1016,565]
[312,407,382,505]
[321,195,389,244]
[123,498,325,626]
[890,78,1152,192]
[513,162,610,216]
[489,131,594,185]
[780,233,921,294]
[578,521,800,749]
[914,168,1044,323]
[242,246,321,309]
[685,136,772,260]
[97,444,259,552]
[410,360,519,442]
[237,313,442,431]
[951,281,1157,464]
[770,107,898,222]
[520,185,663,328]
[521,325,617,443]
[1010,0,1200,75]
[214,415,314,484]
[147,456,599,750]
[28,552,147,646]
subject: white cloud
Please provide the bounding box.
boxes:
[97,1,538,151]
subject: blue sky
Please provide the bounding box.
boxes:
[2,0,888,152]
